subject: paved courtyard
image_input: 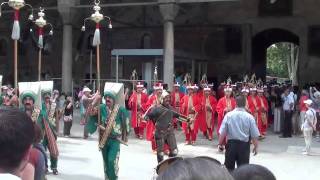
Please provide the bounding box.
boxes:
[48,110,320,180]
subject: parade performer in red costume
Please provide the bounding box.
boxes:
[128,82,148,139]
[216,78,236,137]
[171,82,184,129]
[257,86,269,138]
[199,86,217,141]
[180,84,201,145]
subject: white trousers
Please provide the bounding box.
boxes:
[300,111,306,129]
[303,129,313,153]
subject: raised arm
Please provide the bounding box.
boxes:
[86,95,104,134]
[145,106,158,120]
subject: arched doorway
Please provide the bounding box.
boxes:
[252,28,299,79]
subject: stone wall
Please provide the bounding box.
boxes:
[0,0,320,87]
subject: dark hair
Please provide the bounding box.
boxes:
[0,107,35,171]
[157,157,233,180]
[235,95,246,108]
[195,156,221,165]
[232,164,276,180]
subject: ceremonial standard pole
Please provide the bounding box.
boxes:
[81,0,112,145]
[0,0,33,89]
[31,7,53,81]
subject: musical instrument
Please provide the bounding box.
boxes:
[30,108,41,123]
[98,104,120,149]
[43,117,59,158]
[97,82,126,149]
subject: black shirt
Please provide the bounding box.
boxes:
[64,101,73,116]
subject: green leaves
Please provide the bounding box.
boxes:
[266,43,290,78]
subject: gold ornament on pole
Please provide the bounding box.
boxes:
[0,0,33,90]
[30,7,53,81]
[81,0,112,148]
[81,0,112,92]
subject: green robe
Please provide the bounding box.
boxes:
[87,104,130,180]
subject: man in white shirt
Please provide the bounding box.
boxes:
[0,108,35,180]
[218,95,260,171]
[301,99,317,155]
[281,87,295,138]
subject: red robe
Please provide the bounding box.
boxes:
[128,92,148,128]
[247,95,261,124]
[257,95,269,135]
[216,96,236,135]
[180,94,201,135]
[171,91,184,126]
[197,90,204,100]
[199,95,217,133]
[145,94,161,141]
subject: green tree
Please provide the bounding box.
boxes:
[266,43,290,78]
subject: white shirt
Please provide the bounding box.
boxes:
[0,173,21,180]
[302,108,317,131]
[282,93,294,111]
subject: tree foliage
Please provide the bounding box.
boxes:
[266,43,290,78]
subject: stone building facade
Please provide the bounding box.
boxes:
[0,0,319,93]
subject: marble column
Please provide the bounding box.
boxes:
[159,2,179,91]
[61,24,73,93]
[58,0,77,94]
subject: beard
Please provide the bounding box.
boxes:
[106,100,114,108]
[24,104,33,117]
[24,103,33,111]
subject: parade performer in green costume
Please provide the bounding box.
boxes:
[19,81,59,175]
[39,81,59,175]
[19,82,42,123]
[86,82,130,180]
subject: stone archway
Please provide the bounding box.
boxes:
[252,28,299,79]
